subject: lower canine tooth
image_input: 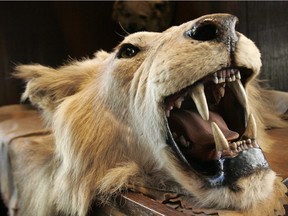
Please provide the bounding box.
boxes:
[190,83,209,121]
[243,114,257,139]
[211,122,230,152]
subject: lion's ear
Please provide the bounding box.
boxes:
[14,64,59,112]
[14,51,109,113]
[14,63,91,112]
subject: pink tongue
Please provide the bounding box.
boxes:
[169,110,239,146]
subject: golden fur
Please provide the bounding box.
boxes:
[11,14,287,215]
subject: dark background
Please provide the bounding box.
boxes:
[0,1,288,214]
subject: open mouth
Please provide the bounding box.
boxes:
[164,68,269,186]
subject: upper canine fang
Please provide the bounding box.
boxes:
[227,79,248,109]
[190,83,209,121]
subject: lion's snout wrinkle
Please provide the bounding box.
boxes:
[187,14,238,52]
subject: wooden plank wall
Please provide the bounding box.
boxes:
[0,1,287,106]
[247,1,288,91]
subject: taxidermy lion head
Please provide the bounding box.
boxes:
[15,14,287,215]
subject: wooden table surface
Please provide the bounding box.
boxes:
[265,127,288,179]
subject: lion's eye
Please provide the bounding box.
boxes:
[117,44,140,59]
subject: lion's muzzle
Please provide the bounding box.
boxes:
[163,14,270,188]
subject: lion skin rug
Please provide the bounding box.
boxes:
[1,13,288,216]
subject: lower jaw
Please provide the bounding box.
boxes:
[194,169,277,211]
[190,148,270,189]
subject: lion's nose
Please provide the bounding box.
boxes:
[186,14,238,49]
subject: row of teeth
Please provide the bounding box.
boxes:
[165,68,247,119]
[172,131,258,151]
[229,138,258,151]
[212,114,258,159]
[213,68,241,84]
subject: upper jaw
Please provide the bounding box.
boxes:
[164,67,269,186]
